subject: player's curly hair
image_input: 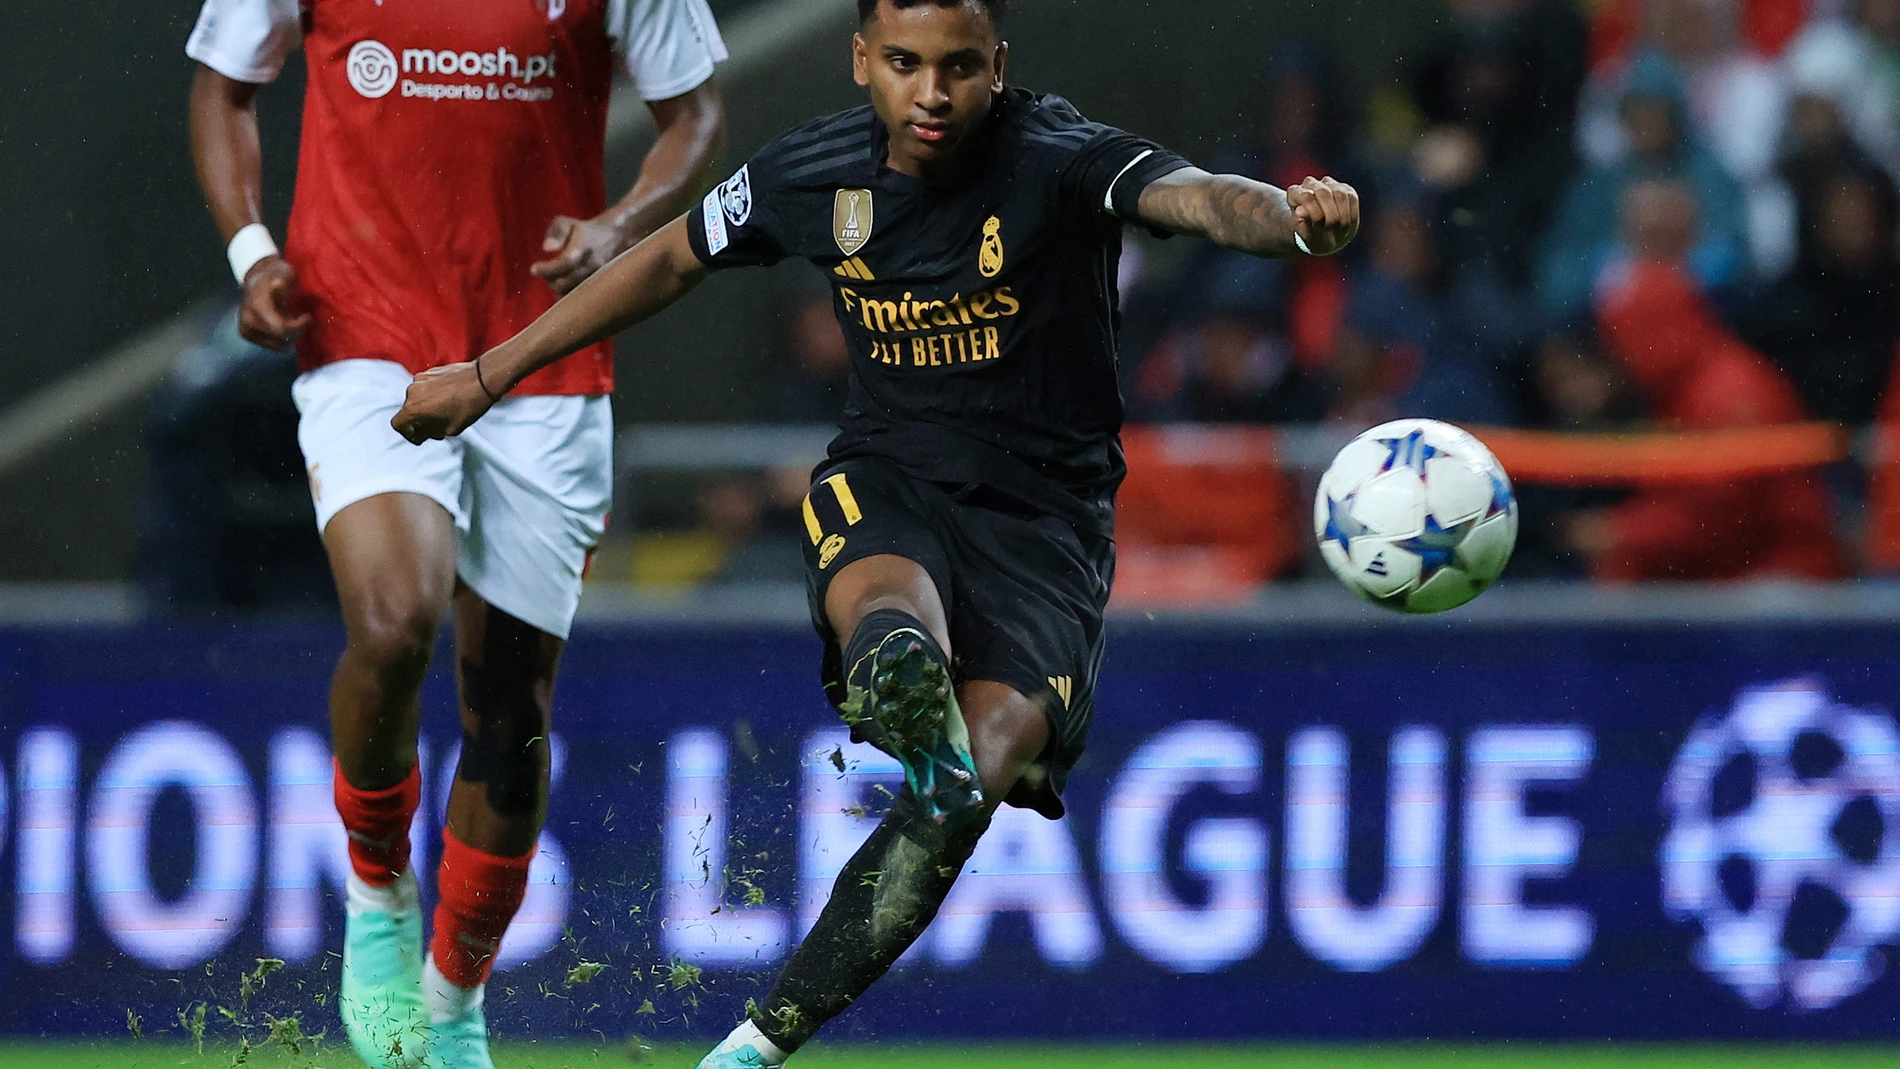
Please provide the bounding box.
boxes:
[857,0,1007,24]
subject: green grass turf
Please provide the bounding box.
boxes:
[3,1042,1900,1069]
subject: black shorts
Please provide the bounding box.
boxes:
[801,456,1114,818]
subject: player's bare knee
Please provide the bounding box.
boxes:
[828,554,948,650]
[350,596,441,680]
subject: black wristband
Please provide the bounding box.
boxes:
[473,358,502,402]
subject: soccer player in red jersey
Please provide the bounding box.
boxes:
[186,1,727,1065]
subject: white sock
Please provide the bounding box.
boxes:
[423,959,485,1024]
[345,869,418,918]
[713,1020,789,1065]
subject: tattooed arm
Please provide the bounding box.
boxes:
[1135,168,1360,258]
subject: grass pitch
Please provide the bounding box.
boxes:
[2,1042,1897,1069]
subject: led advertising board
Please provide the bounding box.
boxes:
[0,621,1894,1040]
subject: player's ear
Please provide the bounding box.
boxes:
[853,32,871,87]
[991,40,1008,92]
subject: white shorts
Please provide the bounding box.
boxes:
[291,359,613,640]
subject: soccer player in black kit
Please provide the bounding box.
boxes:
[394,0,1358,1063]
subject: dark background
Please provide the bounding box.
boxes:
[0,0,1442,581]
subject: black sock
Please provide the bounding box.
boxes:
[843,608,943,684]
[750,790,990,1051]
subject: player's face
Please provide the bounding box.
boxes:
[854,1,1007,175]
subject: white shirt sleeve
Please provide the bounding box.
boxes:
[185,0,301,84]
[606,0,729,102]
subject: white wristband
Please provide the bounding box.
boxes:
[227,223,280,284]
[1294,231,1314,255]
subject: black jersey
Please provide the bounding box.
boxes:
[686,87,1190,534]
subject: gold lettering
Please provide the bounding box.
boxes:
[950,293,974,326]
[802,496,823,544]
[911,338,928,366]
[839,286,858,313]
[862,299,902,333]
[823,473,863,525]
[984,326,1000,361]
[930,335,945,365]
[993,287,1022,317]
[898,292,921,332]
[970,292,995,319]
[928,301,958,327]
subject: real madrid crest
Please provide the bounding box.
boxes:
[979,215,1005,278]
[834,189,874,256]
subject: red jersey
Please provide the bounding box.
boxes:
[188,0,726,395]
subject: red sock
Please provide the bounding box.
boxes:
[430,828,534,990]
[332,760,421,887]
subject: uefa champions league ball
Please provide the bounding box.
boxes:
[1314,418,1517,614]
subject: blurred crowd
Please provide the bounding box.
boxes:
[150,0,1900,609]
[740,0,1900,594]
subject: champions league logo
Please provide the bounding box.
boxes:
[1661,680,1900,1010]
[346,40,399,99]
[718,166,753,228]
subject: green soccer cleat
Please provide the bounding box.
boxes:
[422,1002,493,1069]
[340,871,430,1069]
[839,627,983,822]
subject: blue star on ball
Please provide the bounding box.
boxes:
[1323,492,1370,553]
[1396,514,1470,582]
[1378,428,1442,477]
[1484,466,1515,519]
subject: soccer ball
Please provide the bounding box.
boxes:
[1313,418,1517,614]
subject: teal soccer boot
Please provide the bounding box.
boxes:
[340,870,430,1069]
[422,997,493,1069]
[695,1021,789,1068]
[695,1043,778,1069]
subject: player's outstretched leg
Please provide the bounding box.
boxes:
[698,682,1048,1067]
[424,594,562,1069]
[836,609,982,820]
[326,495,458,1069]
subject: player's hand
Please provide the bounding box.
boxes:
[392,362,494,444]
[1287,177,1361,257]
[238,256,313,350]
[532,213,634,295]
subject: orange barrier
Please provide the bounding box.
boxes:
[1115,425,1303,607]
[1467,423,1851,486]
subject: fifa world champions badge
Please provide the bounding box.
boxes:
[835,189,874,256]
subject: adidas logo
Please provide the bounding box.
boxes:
[1047,675,1073,709]
[833,257,875,280]
[1367,553,1389,577]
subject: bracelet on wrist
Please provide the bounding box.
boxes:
[474,358,503,402]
